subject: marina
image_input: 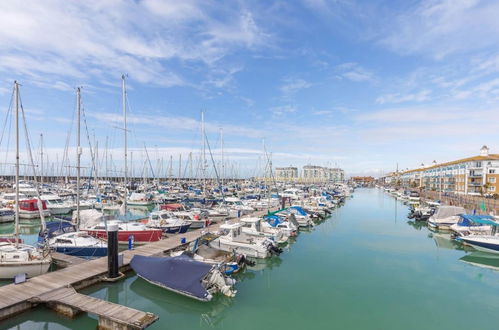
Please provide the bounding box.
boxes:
[2,1,499,329]
[3,189,499,329]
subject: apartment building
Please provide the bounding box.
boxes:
[396,146,499,195]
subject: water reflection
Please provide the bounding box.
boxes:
[129,276,233,328]
[406,220,426,231]
[460,252,499,271]
[246,256,283,273]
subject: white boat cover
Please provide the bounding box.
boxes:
[433,206,465,219]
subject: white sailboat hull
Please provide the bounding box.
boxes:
[0,259,51,279]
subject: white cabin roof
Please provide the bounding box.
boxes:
[220,222,243,229]
[239,217,261,223]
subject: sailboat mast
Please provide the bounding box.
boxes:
[122,74,128,214]
[14,81,20,247]
[76,87,81,227]
[201,111,206,195]
[40,133,44,184]
[220,128,224,188]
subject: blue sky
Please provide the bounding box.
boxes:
[1,0,499,178]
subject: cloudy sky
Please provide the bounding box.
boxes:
[1,0,499,178]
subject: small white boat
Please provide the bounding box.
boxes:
[428,206,466,230]
[240,217,288,244]
[40,194,73,215]
[127,192,154,206]
[0,208,15,223]
[0,242,52,279]
[209,223,281,258]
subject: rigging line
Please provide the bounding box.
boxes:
[0,87,14,175]
[60,94,77,178]
[204,131,226,202]
[81,101,97,179]
[19,94,48,233]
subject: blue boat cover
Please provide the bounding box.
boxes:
[264,215,282,227]
[130,254,213,300]
[458,214,497,226]
[290,206,308,216]
[38,220,76,242]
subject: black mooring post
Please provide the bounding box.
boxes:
[107,224,119,279]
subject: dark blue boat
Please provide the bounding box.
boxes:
[39,220,107,257]
[131,254,217,301]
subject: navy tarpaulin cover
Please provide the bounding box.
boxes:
[130,254,213,300]
[38,220,75,242]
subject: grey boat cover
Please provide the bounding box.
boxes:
[433,206,466,219]
[130,254,212,300]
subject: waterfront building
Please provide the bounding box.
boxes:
[351,176,375,187]
[274,165,344,183]
[275,167,299,180]
[395,146,499,195]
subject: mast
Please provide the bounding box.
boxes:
[220,128,224,188]
[76,87,81,227]
[14,81,20,247]
[189,152,193,179]
[178,154,182,181]
[201,111,206,195]
[122,74,128,214]
[40,133,44,184]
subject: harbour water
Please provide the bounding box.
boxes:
[3,188,499,330]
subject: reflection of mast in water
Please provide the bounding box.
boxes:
[394,194,398,224]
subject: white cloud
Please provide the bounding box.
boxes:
[280,78,312,96]
[270,105,297,116]
[336,62,373,82]
[87,111,264,138]
[376,90,432,104]
[0,1,268,88]
[380,0,499,59]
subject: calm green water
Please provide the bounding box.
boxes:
[3,188,499,330]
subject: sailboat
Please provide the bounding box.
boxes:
[43,87,107,257]
[81,76,162,243]
[0,81,51,279]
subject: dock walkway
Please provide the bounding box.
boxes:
[0,210,274,328]
[0,225,215,329]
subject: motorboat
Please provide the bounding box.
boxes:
[39,220,107,257]
[428,206,466,230]
[275,207,313,227]
[79,209,163,243]
[40,194,73,215]
[147,210,191,234]
[239,217,288,244]
[127,192,154,206]
[170,211,207,229]
[458,235,499,254]
[209,223,282,258]
[170,243,252,275]
[130,254,237,301]
[450,215,497,237]
[0,208,15,223]
[18,199,51,219]
[264,215,298,237]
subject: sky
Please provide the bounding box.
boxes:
[1,0,499,178]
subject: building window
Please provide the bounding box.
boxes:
[475,162,482,167]
[490,169,496,174]
[489,186,496,192]
[489,177,496,183]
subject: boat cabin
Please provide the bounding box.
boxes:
[240,217,262,232]
[19,199,48,211]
